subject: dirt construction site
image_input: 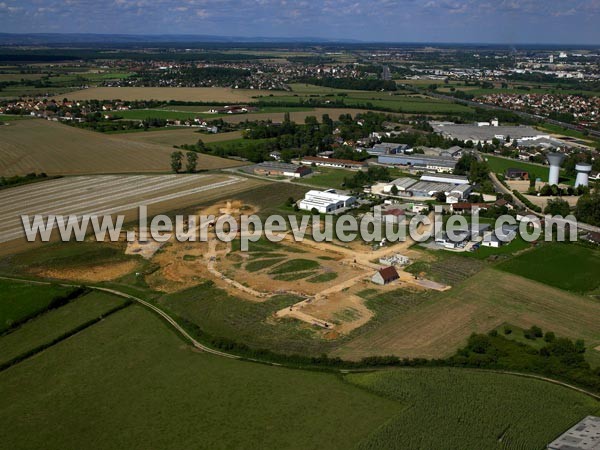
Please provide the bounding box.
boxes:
[131,200,451,338]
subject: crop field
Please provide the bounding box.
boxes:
[115,105,314,121]
[335,268,600,363]
[217,107,372,124]
[398,79,600,97]
[0,173,255,244]
[0,291,127,367]
[0,305,398,450]
[0,119,246,176]
[116,129,244,146]
[60,86,276,102]
[0,279,73,332]
[257,90,473,114]
[497,243,600,293]
[347,368,600,450]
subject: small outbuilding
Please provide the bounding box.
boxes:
[371,266,400,285]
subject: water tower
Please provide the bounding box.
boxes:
[575,163,592,188]
[546,152,565,186]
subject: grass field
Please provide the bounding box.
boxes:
[0,305,398,449]
[60,86,276,102]
[116,129,244,146]
[159,281,335,355]
[0,280,73,333]
[466,235,533,260]
[483,154,550,180]
[497,243,600,293]
[116,105,314,121]
[258,88,473,114]
[301,167,354,189]
[335,268,600,365]
[0,119,246,176]
[0,291,127,366]
[347,368,600,450]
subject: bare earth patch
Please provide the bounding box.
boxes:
[31,260,139,283]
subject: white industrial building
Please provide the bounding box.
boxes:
[298,189,356,214]
[431,120,549,145]
[420,173,469,185]
[381,174,472,202]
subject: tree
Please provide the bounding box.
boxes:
[185,152,198,173]
[575,189,600,226]
[170,151,183,173]
[544,198,570,216]
[196,138,207,152]
[434,191,446,203]
[390,185,399,196]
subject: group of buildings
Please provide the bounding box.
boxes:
[377,173,472,203]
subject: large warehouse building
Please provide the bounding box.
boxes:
[298,189,357,214]
[377,154,457,172]
[381,174,472,202]
[430,120,549,145]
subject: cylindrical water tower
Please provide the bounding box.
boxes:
[546,152,565,186]
[575,163,592,188]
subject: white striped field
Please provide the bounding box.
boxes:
[0,174,253,244]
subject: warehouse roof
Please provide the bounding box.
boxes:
[548,416,600,450]
[431,123,546,141]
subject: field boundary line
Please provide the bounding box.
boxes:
[0,275,242,361]
[0,300,132,372]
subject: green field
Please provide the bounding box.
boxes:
[307,272,338,283]
[115,106,314,121]
[0,291,128,366]
[466,235,533,260]
[257,84,475,115]
[2,297,598,449]
[159,282,333,355]
[245,257,285,272]
[497,243,600,293]
[1,241,137,275]
[0,280,73,332]
[301,167,354,189]
[0,72,133,98]
[0,305,397,450]
[483,154,550,180]
[269,258,320,274]
[347,368,600,450]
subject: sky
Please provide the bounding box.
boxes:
[1,0,599,45]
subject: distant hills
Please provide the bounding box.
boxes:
[0,33,361,45]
